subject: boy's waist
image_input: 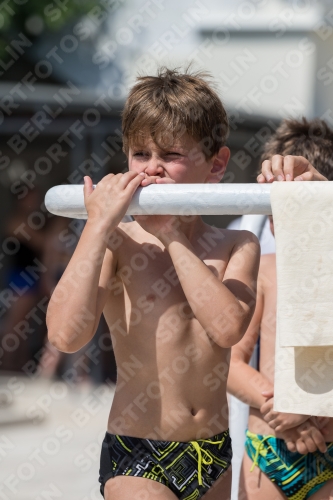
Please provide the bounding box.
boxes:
[108,395,229,441]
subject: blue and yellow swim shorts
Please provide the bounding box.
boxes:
[245,430,333,500]
[99,429,232,499]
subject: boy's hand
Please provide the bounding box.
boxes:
[316,416,331,434]
[257,155,327,183]
[277,418,327,454]
[260,391,309,432]
[83,173,144,231]
[139,174,176,187]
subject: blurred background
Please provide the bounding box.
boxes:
[0,0,333,498]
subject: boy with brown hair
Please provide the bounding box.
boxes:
[47,69,316,500]
[47,67,260,500]
[228,117,333,500]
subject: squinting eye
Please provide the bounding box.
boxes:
[166,152,181,156]
[133,152,148,157]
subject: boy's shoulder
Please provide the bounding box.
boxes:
[201,225,260,270]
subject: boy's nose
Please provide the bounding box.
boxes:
[144,161,164,177]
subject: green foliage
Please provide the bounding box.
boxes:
[0,0,98,37]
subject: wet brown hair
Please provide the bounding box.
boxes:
[260,117,333,179]
[122,67,229,159]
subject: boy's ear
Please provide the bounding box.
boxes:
[206,146,230,183]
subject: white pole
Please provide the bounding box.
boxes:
[45,183,272,218]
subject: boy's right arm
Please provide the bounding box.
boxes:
[46,172,144,353]
[228,277,273,409]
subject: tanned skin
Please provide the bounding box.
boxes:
[47,136,260,500]
[228,155,332,500]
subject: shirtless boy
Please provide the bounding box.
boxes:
[228,117,333,500]
[46,68,262,500]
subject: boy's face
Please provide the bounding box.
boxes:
[128,134,229,185]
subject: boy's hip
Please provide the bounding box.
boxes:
[245,429,333,499]
[99,429,232,499]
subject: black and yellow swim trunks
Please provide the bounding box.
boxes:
[245,430,333,500]
[98,429,232,499]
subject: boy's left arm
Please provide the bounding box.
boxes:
[158,227,260,348]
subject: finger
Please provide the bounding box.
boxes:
[140,175,161,186]
[283,155,310,180]
[275,421,294,433]
[268,419,278,429]
[302,436,317,454]
[267,410,278,420]
[289,155,311,178]
[155,177,176,184]
[262,390,274,399]
[257,173,266,183]
[264,415,278,426]
[281,156,295,181]
[83,176,94,204]
[263,411,276,423]
[260,402,269,414]
[310,428,327,453]
[124,173,145,194]
[284,437,297,453]
[261,160,274,182]
[140,178,155,186]
[271,155,285,180]
[117,170,142,187]
[295,439,308,455]
[293,173,307,181]
[293,171,327,182]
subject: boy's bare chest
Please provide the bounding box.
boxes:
[111,226,229,315]
[103,225,231,364]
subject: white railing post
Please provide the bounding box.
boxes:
[45,183,272,218]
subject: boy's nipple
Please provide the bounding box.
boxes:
[146,294,156,302]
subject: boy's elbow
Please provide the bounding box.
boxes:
[47,329,89,354]
[207,328,243,348]
[227,317,252,347]
[48,332,75,353]
[216,332,244,348]
[46,309,97,353]
[209,309,253,348]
